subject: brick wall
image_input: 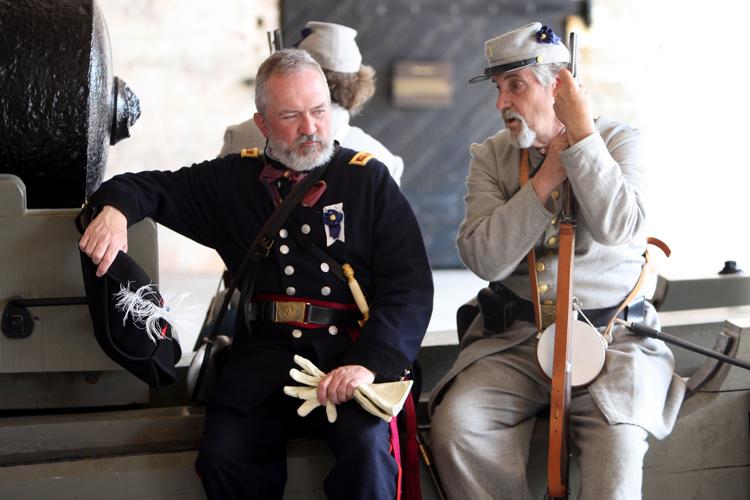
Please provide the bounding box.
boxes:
[100,0,749,277]
[101,0,278,273]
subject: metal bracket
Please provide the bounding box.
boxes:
[2,296,88,339]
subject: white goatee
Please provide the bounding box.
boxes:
[501,109,537,149]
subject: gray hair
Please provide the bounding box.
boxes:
[254,48,328,115]
[528,62,567,87]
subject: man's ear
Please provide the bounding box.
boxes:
[253,112,269,138]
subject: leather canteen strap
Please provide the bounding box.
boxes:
[519,149,543,332]
[602,236,671,341]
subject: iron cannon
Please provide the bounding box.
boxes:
[0,0,140,208]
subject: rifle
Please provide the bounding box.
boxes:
[617,319,750,371]
[266,29,283,54]
[545,32,579,500]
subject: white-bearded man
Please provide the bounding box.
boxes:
[428,22,685,500]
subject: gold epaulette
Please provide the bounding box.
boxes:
[240,147,260,158]
[348,151,375,166]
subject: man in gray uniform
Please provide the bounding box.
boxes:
[220,21,404,185]
[429,22,685,500]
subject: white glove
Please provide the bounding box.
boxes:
[355,380,413,422]
[283,355,413,424]
[283,355,337,423]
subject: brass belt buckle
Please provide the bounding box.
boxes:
[540,304,556,330]
[275,301,306,323]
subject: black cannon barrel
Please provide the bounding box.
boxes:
[0,0,140,209]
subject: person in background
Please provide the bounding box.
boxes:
[220,21,404,185]
[428,22,685,500]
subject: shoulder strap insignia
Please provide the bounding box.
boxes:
[349,151,375,166]
[240,147,260,158]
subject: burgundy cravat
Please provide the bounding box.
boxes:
[259,161,327,207]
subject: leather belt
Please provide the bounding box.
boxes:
[246,300,360,327]
[515,294,646,329]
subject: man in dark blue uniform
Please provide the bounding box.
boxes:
[79,48,433,500]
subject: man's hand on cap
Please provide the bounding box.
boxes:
[78,205,128,277]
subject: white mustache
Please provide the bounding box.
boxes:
[501,109,525,122]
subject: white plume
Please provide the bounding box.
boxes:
[113,282,191,344]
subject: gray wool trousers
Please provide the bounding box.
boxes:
[430,338,649,500]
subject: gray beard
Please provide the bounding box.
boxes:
[501,110,537,149]
[267,134,334,172]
